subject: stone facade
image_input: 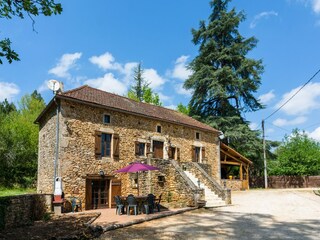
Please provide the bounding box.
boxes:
[37,98,221,209]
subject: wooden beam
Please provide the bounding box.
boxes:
[221,161,241,166]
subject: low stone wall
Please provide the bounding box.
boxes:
[0,194,52,229]
[250,176,320,189]
[221,179,243,191]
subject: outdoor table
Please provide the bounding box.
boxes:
[121,196,148,214]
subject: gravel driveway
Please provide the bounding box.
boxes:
[99,189,320,240]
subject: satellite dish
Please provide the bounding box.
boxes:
[47,79,60,93]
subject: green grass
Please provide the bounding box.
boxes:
[0,187,36,197]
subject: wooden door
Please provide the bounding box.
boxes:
[111,179,121,208]
[85,179,92,210]
[153,141,164,158]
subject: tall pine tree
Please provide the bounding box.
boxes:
[185,0,263,143]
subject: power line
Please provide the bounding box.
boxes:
[264,68,320,121]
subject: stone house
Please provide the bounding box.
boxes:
[35,85,231,210]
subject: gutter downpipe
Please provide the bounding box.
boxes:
[53,97,60,192]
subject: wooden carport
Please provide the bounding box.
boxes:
[220,142,253,190]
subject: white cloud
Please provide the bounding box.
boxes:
[84,73,127,95]
[171,55,193,80]
[275,82,320,115]
[0,82,20,101]
[307,126,320,140]
[249,122,259,130]
[144,68,166,90]
[89,52,122,71]
[158,92,171,102]
[312,0,320,13]
[164,104,177,110]
[259,90,275,104]
[122,62,139,84]
[273,116,307,127]
[250,11,278,29]
[174,83,192,96]
[48,52,82,79]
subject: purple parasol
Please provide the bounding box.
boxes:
[115,162,160,173]
[115,162,160,195]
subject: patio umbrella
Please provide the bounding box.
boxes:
[115,162,160,195]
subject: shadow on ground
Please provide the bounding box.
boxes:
[99,208,320,240]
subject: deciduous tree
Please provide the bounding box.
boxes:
[0,0,62,64]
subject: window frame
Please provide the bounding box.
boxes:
[103,114,111,124]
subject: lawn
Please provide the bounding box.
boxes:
[0,187,36,197]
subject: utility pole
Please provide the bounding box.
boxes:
[262,120,268,188]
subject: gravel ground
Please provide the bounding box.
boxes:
[99,189,320,240]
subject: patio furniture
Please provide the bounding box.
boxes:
[126,195,138,215]
[155,194,162,212]
[144,194,156,214]
[70,196,82,212]
[114,195,125,215]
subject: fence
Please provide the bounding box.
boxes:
[250,176,320,189]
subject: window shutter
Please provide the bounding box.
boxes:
[191,146,196,162]
[202,147,206,160]
[168,147,172,159]
[135,141,140,156]
[113,134,120,160]
[146,142,151,154]
[95,131,102,159]
[177,148,180,161]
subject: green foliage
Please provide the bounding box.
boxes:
[269,129,320,176]
[0,187,36,197]
[0,0,63,64]
[127,63,162,106]
[0,91,45,187]
[177,103,190,115]
[184,0,265,173]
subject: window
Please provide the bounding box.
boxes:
[156,125,162,133]
[103,114,110,124]
[192,146,205,163]
[195,132,200,140]
[95,131,120,160]
[135,142,146,156]
[101,133,112,157]
[168,146,176,159]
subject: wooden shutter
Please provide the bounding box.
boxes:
[85,179,92,210]
[191,146,196,162]
[95,131,102,159]
[177,147,180,161]
[202,147,206,160]
[113,134,120,160]
[168,147,172,159]
[135,141,140,156]
[146,142,151,154]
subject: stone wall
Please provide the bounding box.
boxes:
[221,179,243,191]
[0,194,52,229]
[37,99,220,209]
[250,176,320,188]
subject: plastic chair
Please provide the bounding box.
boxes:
[70,197,82,212]
[155,194,162,212]
[144,194,156,214]
[126,195,138,215]
[114,195,125,215]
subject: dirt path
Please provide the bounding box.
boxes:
[99,189,320,240]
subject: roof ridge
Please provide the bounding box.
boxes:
[84,85,186,115]
[60,85,88,95]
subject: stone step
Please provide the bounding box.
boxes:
[184,170,225,207]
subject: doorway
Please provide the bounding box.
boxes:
[85,177,122,210]
[153,140,164,158]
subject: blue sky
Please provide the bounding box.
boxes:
[1,0,320,142]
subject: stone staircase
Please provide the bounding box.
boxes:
[184,170,226,207]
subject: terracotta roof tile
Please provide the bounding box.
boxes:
[57,85,219,133]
